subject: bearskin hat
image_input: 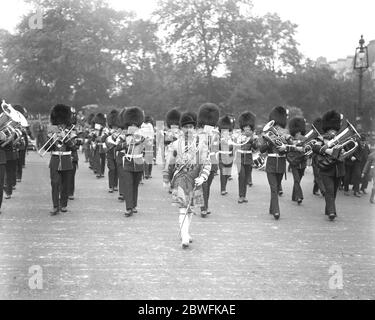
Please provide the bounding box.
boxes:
[144,115,155,126]
[120,106,144,129]
[107,109,119,128]
[197,103,220,128]
[239,111,256,130]
[180,111,197,127]
[312,117,324,134]
[269,106,288,129]
[93,113,106,126]
[322,110,341,133]
[166,108,181,128]
[13,105,28,118]
[50,104,72,126]
[288,117,306,137]
[86,113,95,127]
[217,115,234,131]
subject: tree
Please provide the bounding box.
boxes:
[2,0,131,112]
[154,0,254,101]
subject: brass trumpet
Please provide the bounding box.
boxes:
[38,124,76,157]
[0,100,27,147]
[262,120,285,147]
[326,120,360,161]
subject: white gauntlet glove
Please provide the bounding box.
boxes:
[194,176,206,186]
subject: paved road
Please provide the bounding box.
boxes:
[0,151,374,299]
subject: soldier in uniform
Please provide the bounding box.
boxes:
[259,106,301,220]
[115,107,146,217]
[235,111,258,204]
[163,109,182,192]
[142,115,155,179]
[311,110,345,221]
[13,105,29,181]
[92,113,107,179]
[115,109,126,202]
[217,115,234,195]
[196,103,220,217]
[343,136,365,197]
[46,104,74,215]
[4,137,18,200]
[0,129,9,213]
[83,113,95,164]
[359,134,371,194]
[163,111,211,249]
[66,107,81,201]
[311,117,326,197]
[287,117,307,205]
[105,110,120,193]
[361,149,375,203]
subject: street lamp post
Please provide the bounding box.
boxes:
[353,35,369,130]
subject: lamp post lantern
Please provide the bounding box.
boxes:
[353,35,369,130]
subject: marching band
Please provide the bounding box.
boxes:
[0,99,373,249]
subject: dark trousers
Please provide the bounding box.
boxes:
[123,171,143,210]
[291,167,305,201]
[247,166,253,185]
[16,155,23,181]
[144,163,153,178]
[67,162,77,197]
[344,163,361,193]
[313,165,326,194]
[238,164,252,198]
[0,164,5,209]
[99,153,106,175]
[117,162,125,195]
[19,149,26,167]
[94,152,106,175]
[201,170,215,210]
[360,176,369,191]
[5,160,17,196]
[321,175,340,215]
[89,148,95,169]
[219,166,232,192]
[107,158,118,189]
[50,168,70,208]
[267,172,284,214]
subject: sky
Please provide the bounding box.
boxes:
[1,0,375,62]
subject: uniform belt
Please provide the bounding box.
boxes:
[237,150,252,154]
[217,151,232,154]
[209,152,216,156]
[51,151,71,156]
[268,153,285,157]
[125,154,143,159]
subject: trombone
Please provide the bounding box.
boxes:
[38,124,76,157]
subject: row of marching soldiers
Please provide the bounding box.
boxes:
[160,104,374,248]
[42,103,374,249]
[0,101,30,215]
[81,109,155,212]
[44,105,156,216]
